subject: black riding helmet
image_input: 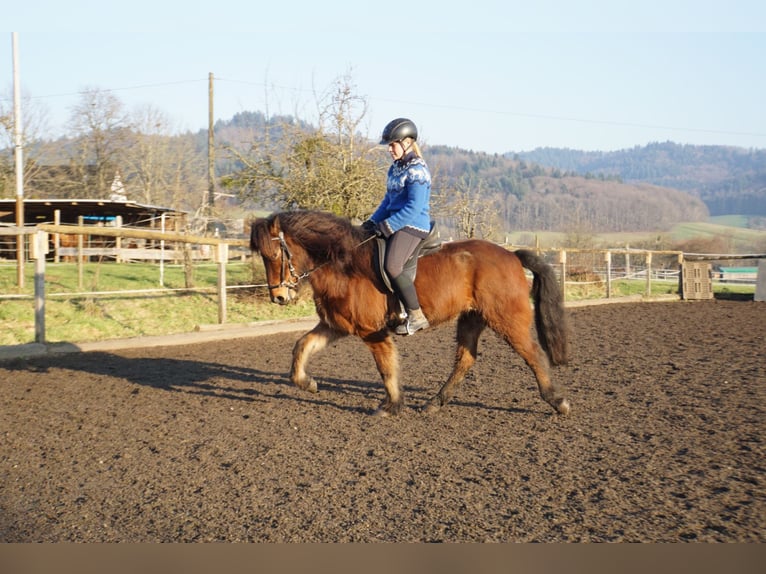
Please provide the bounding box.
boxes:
[379,118,418,144]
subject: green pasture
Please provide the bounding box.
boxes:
[709,215,749,228]
[670,221,766,244]
[565,277,753,301]
[506,219,766,252]
[0,257,756,347]
[0,261,315,347]
[2,213,762,347]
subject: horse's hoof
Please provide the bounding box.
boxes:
[556,398,571,416]
[294,377,318,394]
[373,401,403,417]
[421,402,441,414]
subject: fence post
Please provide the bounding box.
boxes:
[645,251,652,297]
[32,230,48,344]
[115,215,123,263]
[53,209,61,263]
[77,215,84,289]
[559,250,567,302]
[605,250,612,299]
[183,244,194,288]
[159,213,166,287]
[217,242,228,324]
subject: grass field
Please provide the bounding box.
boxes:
[0,258,756,347]
[669,221,766,246]
[709,215,749,227]
[0,261,315,346]
[505,219,766,252]
[2,216,761,347]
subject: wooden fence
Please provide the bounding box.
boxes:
[3,223,764,344]
[506,245,685,301]
[507,245,766,301]
[2,225,250,344]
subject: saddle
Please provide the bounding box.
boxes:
[372,222,442,323]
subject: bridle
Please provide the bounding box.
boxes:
[266,229,377,290]
[267,231,306,291]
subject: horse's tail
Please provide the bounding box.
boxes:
[515,249,570,366]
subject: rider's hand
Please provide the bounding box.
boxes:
[362,220,381,236]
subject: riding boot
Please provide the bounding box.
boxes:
[390,273,429,335]
[394,307,430,335]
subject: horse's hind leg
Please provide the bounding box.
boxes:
[290,322,343,393]
[423,311,485,414]
[502,323,570,415]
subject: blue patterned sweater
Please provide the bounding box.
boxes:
[370,152,432,238]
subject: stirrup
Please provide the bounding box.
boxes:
[394,314,430,336]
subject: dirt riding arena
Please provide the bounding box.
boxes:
[0,300,763,542]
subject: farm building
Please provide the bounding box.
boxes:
[0,199,187,260]
[0,198,186,228]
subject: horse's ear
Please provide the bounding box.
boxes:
[250,214,282,254]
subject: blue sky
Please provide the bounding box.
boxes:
[3,1,766,154]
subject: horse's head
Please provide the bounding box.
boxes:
[250,210,372,305]
[250,214,302,305]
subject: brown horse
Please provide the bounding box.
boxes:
[250,210,570,417]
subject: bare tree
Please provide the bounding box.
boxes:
[0,102,16,197]
[446,174,501,240]
[223,74,384,220]
[0,90,54,198]
[122,104,169,204]
[121,105,206,211]
[66,87,131,198]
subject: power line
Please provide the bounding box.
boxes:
[0,78,208,102]
[372,95,766,140]
[4,76,765,141]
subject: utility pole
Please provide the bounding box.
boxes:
[208,72,215,210]
[12,32,24,289]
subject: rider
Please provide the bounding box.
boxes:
[363,118,432,335]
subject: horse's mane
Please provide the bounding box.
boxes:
[257,210,371,271]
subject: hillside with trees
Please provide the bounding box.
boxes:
[516,142,766,218]
[422,146,708,236]
[2,79,751,240]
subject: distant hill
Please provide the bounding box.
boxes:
[514,142,766,217]
[424,145,708,233]
[208,118,714,233]
[5,111,751,236]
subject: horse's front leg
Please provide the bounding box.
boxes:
[362,333,402,416]
[290,322,343,393]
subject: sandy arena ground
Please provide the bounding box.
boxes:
[0,300,763,542]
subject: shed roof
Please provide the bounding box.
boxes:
[0,199,187,226]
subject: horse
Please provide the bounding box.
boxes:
[250,210,570,417]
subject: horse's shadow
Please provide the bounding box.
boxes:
[4,351,386,415]
[3,333,540,416]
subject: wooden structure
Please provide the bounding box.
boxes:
[0,198,185,227]
[0,199,186,261]
[679,262,714,300]
[7,226,248,343]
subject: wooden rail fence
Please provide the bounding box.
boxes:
[3,224,764,344]
[2,225,250,344]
